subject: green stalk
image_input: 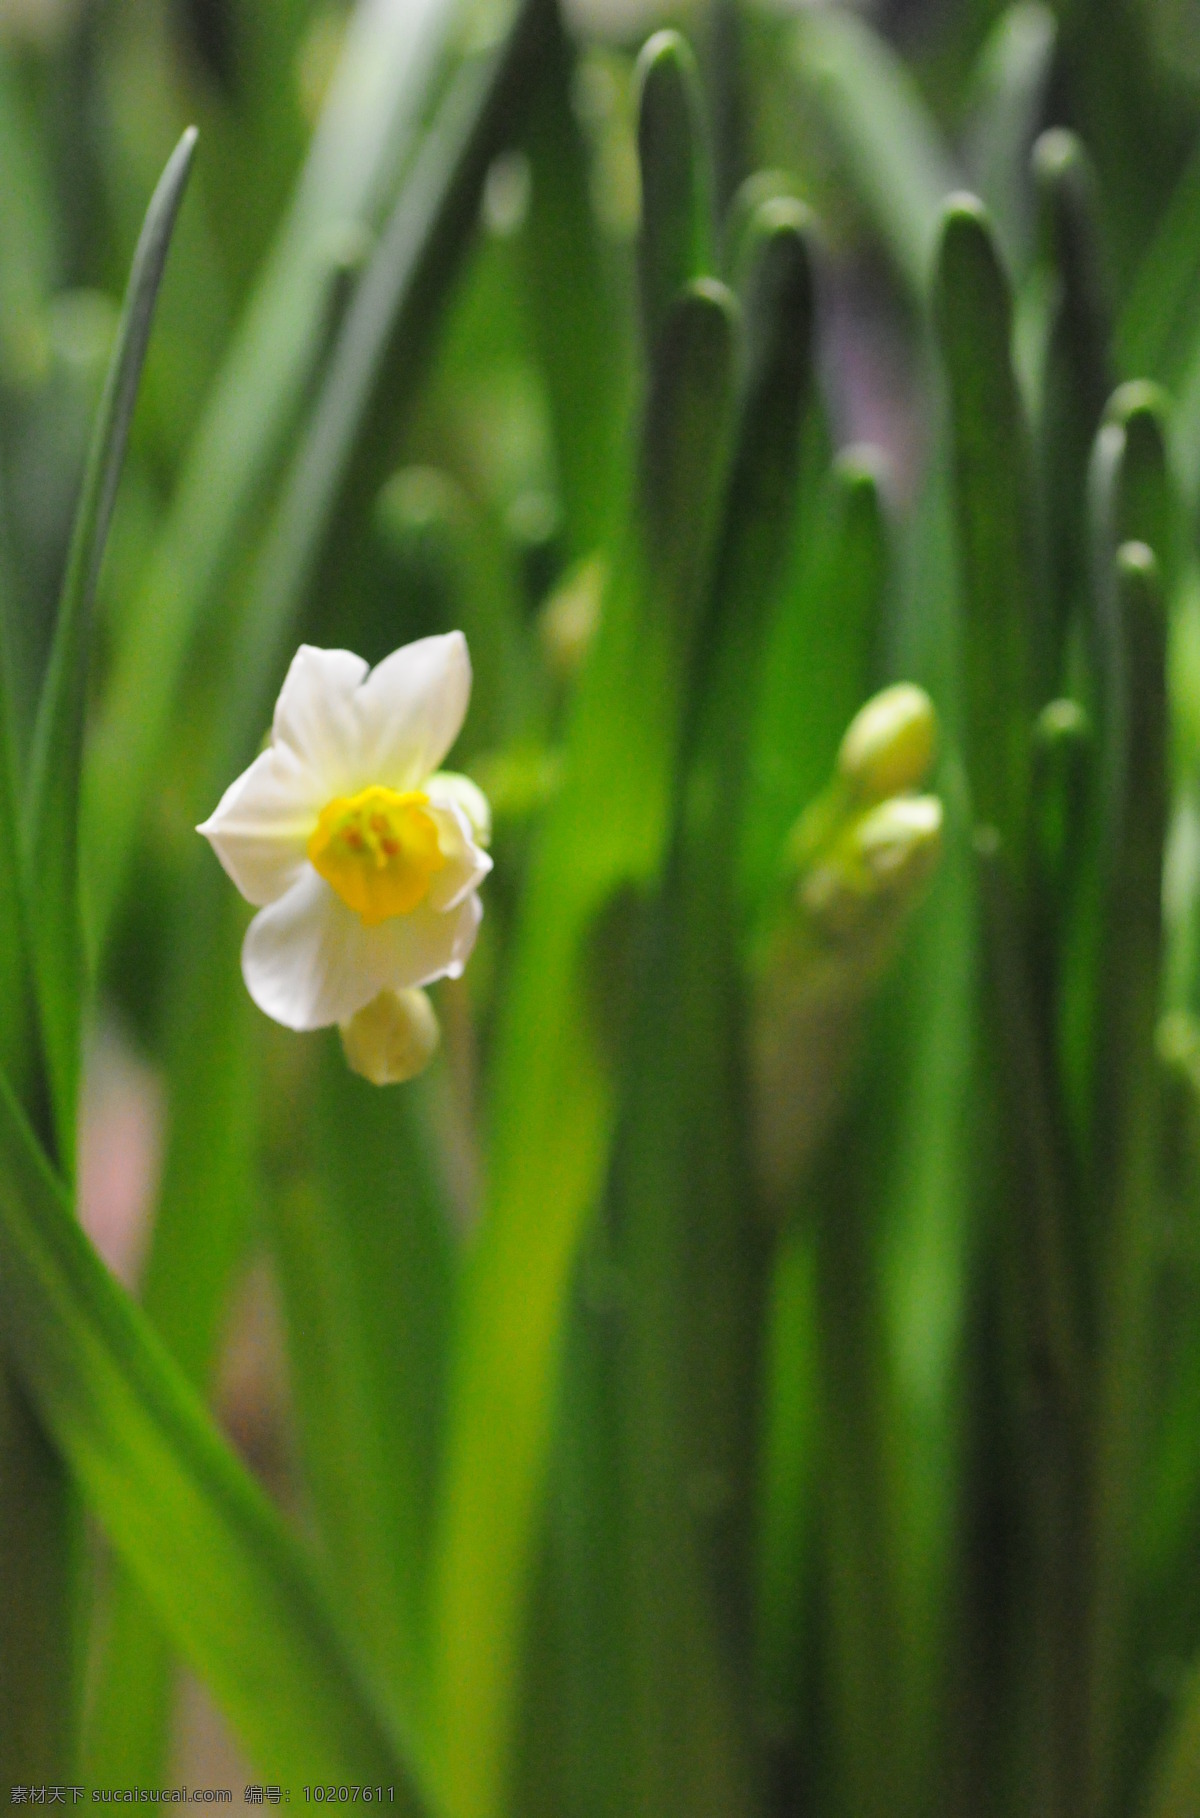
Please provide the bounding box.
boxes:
[608,199,814,1818]
[936,190,1090,1815]
[521,0,629,562]
[812,1125,908,1818]
[1083,545,1167,1817]
[427,278,738,1818]
[1032,128,1113,688]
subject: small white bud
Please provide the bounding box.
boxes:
[339,988,440,1087]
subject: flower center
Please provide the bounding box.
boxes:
[307,786,445,926]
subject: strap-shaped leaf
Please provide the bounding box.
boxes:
[1084,543,1168,1814]
[607,199,816,1818]
[934,194,1043,856]
[963,2,1057,272]
[635,31,714,354]
[793,6,955,299]
[1033,129,1113,685]
[428,280,738,1818]
[740,448,887,913]
[0,1068,425,1795]
[24,126,196,1163]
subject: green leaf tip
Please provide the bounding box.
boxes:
[933,191,1012,324]
[832,441,890,495]
[634,27,714,353]
[1116,537,1159,587]
[1105,376,1172,430]
[936,189,1000,259]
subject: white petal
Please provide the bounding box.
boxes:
[197,745,318,907]
[371,887,483,991]
[427,770,492,847]
[271,645,368,795]
[242,866,484,1031]
[354,631,471,791]
[242,869,374,1030]
[424,801,493,912]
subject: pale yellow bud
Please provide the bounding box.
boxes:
[837,683,938,804]
[850,792,944,892]
[800,794,943,940]
[339,987,440,1086]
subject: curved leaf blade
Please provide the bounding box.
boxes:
[0,1077,425,1796]
[24,125,197,1161]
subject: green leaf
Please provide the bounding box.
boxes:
[522,0,630,562]
[754,1227,818,1741]
[963,2,1058,274]
[1083,543,1168,1816]
[1031,129,1113,685]
[635,31,715,354]
[83,0,465,956]
[740,446,888,914]
[600,196,815,1818]
[0,44,55,387]
[85,878,259,1781]
[427,279,738,1818]
[934,193,1042,854]
[1091,382,1179,600]
[1117,122,1200,387]
[24,125,197,1163]
[1142,1657,1200,1818]
[0,1072,425,1795]
[0,1369,84,1782]
[793,6,955,300]
[274,1041,455,1729]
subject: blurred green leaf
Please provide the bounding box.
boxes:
[522,1,629,562]
[1143,1658,1200,1818]
[427,279,738,1818]
[963,2,1057,275]
[793,7,955,299]
[0,1073,424,1794]
[1084,542,1168,1815]
[0,1368,83,1783]
[83,0,467,955]
[740,446,888,915]
[1032,129,1113,685]
[25,125,196,1164]
[0,46,56,386]
[934,193,1042,853]
[635,31,714,354]
[86,880,259,1782]
[1117,132,1200,388]
[754,1226,818,1744]
[606,198,815,1818]
[273,1042,455,1738]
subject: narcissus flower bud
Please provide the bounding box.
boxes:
[800,794,944,940]
[340,986,441,1086]
[837,682,937,804]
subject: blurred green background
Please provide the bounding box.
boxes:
[7,0,1200,1814]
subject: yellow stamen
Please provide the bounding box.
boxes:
[308,786,445,925]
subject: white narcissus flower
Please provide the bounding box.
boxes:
[198,632,492,1034]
